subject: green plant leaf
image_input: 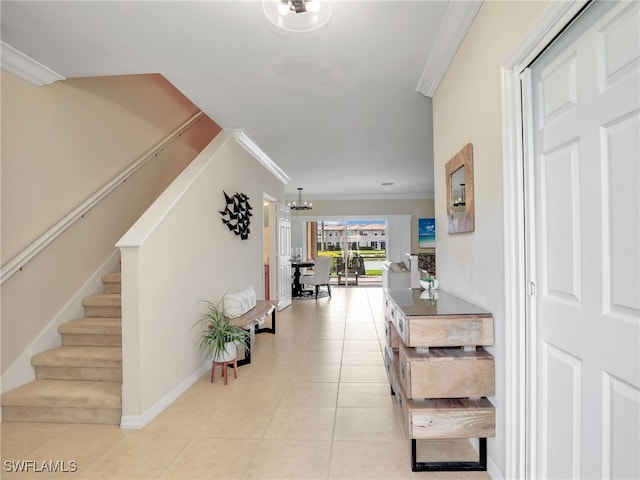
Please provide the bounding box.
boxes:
[193,299,250,360]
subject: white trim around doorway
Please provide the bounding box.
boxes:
[500,1,590,478]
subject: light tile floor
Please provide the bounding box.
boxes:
[1,287,490,479]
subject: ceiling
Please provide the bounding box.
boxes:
[0,1,480,201]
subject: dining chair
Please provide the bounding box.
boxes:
[300,256,332,299]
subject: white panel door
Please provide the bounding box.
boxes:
[528,2,639,478]
[276,203,292,310]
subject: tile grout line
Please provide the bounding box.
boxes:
[326,294,349,480]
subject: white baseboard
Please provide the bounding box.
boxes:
[0,251,121,394]
[120,361,210,429]
[487,456,502,479]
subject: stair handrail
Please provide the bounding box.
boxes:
[1,111,206,285]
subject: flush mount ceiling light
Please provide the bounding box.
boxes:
[263,0,332,33]
[288,187,312,210]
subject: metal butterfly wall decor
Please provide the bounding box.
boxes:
[219,191,252,240]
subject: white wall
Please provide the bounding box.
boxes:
[1,72,207,263]
[117,131,285,427]
[431,1,549,477]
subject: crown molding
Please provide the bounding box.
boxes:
[416,0,483,98]
[286,192,434,202]
[1,42,65,86]
[234,130,291,184]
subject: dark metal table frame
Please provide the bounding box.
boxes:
[236,306,276,367]
[411,438,487,472]
[291,261,314,297]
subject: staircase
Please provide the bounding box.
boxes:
[1,273,122,425]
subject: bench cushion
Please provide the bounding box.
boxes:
[224,285,257,317]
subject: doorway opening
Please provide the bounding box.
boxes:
[262,193,278,302]
[303,220,386,288]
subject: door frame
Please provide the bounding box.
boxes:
[500,1,590,478]
[263,192,278,300]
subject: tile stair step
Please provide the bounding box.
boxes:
[1,380,121,424]
[59,317,122,346]
[102,272,121,294]
[81,294,121,317]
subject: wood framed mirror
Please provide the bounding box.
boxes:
[446,143,474,233]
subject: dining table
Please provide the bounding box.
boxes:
[291,260,314,297]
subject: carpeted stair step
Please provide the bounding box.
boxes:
[32,346,122,382]
[81,293,121,317]
[1,380,121,424]
[102,272,121,294]
[59,317,122,346]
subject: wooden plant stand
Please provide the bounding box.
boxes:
[211,358,238,385]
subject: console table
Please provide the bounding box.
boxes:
[383,288,495,472]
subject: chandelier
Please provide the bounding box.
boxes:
[263,0,332,33]
[289,187,312,210]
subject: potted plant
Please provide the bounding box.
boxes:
[195,300,250,363]
[419,275,439,291]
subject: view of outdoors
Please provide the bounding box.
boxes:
[311,220,386,283]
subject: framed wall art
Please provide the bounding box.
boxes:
[220,191,252,240]
[418,218,435,248]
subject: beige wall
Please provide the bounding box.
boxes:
[432,1,549,475]
[1,71,221,378]
[291,198,435,253]
[117,132,285,424]
[1,72,213,261]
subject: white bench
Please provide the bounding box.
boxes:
[224,286,276,366]
[231,299,276,333]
